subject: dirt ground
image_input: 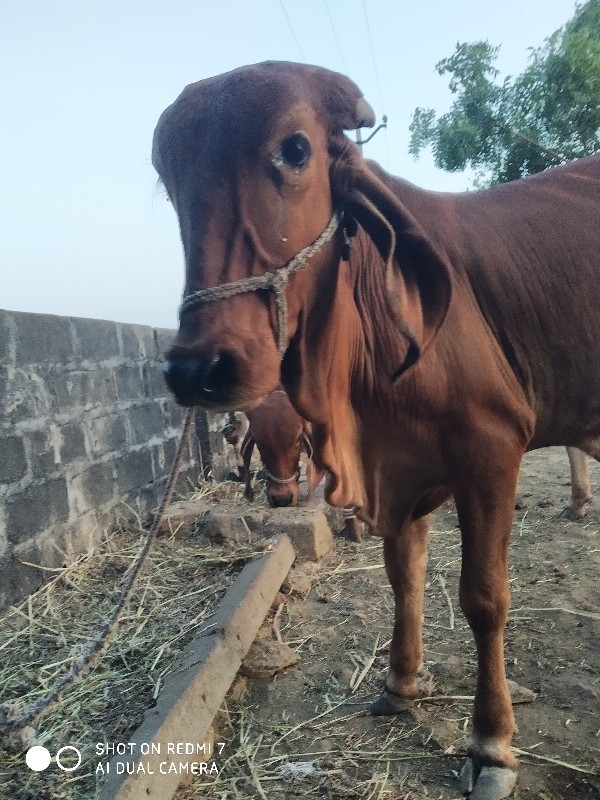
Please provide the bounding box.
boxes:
[179,447,600,800]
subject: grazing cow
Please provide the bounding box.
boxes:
[239,388,321,507]
[236,388,364,538]
[154,62,600,799]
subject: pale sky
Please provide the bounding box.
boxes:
[1,0,578,330]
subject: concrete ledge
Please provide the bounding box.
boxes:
[263,506,334,561]
[99,534,296,800]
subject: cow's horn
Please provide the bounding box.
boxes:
[356,97,376,128]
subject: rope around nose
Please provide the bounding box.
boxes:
[179,209,341,357]
[264,468,300,484]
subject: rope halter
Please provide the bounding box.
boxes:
[263,467,300,485]
[179,209,342,358]
[257,430,314,486]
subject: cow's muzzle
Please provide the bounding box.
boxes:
[163,351,237,407]
[268,490,297,508]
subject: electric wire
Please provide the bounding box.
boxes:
[361,0,386,113]
[278,0,306,62]
[324,0,349,74]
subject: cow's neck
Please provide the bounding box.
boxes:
[283,227,405,512]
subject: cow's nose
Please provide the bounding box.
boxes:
[269,491,295,508]
[163,352,236,406]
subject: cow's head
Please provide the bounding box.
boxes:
[240,389,323,507]
[154,61,450,413]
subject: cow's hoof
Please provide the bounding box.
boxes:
[370,688,412,715]
[460,759,517,799]
[371,671,435,715]
[569,503,589,520]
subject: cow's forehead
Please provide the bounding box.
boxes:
[179,61,325,109]
[152,65,314,180]
[156,62,321,152]
[152,60,366,177]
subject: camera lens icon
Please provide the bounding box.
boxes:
[26,746,51,772]
[26,745,82,772]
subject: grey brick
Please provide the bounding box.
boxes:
[162,437,178,473]
[160,396,188,430]
[89,365,119,405]
[158,498,212,535]
[27,422,86,476]
[72,317,120,361]
[75,462,115,509]
[0,436,27,483]
[6,477,70,543]
[13,311,73,365]
[153,327,176,358]
[27,428,57,476]
[47,367,117,412]
[0,310,11,366]
[46,369,94,411]
[89,413,127,455]
[0,502,6,556]
[114,363,145,401]
[1,368,54,425]
[0,367,7,407]
[128,402,164,445]
[151,438,179,483]
[119,324,155,360]
[143,360,168,399]
[0,554,45,609]
[115,449,154,494]
[60,423,87,462]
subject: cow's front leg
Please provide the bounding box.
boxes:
[371,516,431,714]
[455,473,521,800]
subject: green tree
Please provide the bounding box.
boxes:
[409,0,600,185]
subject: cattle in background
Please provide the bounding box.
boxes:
[566,446,593,519]
[154,62,600,800]
[219,414,245,478]
[234,388,364,539]
[223,413,591,521]
[239,388,320,507]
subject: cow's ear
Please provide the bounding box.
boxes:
[338,160,452,376]
[309,67,376,132]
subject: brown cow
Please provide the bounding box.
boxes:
[566,446,593,519]
[153,62,600,799]
[236,388,365,539]
[227,397,590,520]
[239,388,321,507]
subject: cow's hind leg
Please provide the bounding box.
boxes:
[371,516,431,714]
[455,463,522,800]
[566,447,591,519]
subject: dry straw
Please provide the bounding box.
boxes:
[0,478,271,800]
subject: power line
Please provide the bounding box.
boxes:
[278,0,306,62]
[324,0,349,74]
[361,0,386,113]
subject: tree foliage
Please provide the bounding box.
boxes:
[409,0,600,185]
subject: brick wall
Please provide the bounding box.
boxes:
[0,309,206,609]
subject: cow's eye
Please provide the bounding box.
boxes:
[279,134,312,169]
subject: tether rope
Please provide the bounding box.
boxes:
[0,208,341,734]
